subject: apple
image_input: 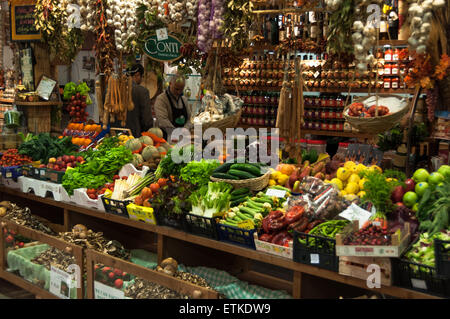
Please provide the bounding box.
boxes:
[404,178,415,192]
[62,155,70,163]
[428,172,445,185]
[69,155,76,162]
[76,156,84,162]
[403,191,418,208]
[391,185,406,203]
[415,182,429,198]
[437,165,450,179]
[413,168,430,183]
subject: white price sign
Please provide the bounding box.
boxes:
[265,188,286,198]
[94,281,125,299]
[49,266,72,299]
[156,28,168,41]
[339,203,373,229]
[310,254,320,264]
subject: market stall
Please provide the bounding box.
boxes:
[0,0,449,300]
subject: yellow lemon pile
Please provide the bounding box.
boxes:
[269,168,290,187]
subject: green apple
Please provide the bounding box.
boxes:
[413,168,430,183]
[412,203,419,212]
[437,165,450,179]
[403,191,418,208]
[415,182,429,197]
[428,172,445,185]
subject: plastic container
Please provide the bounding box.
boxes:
[184,213,219,240]
[307,140,327,154]
[336,142,350,158]
[153,209,186,231]
[216,223,257,249]
[0,165,22,179]
[126,203,157,225]
[435,239,450,279]
[101,194,131,218]
[293,230,339,272]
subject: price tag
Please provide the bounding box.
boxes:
[94,281,125,299]
[372,221,381,227]
[50,266,72,299]
[310,254,320,264]
[313,71,320,78]
[237,219,255,230]
[339,203,372,229]
[6,172,12,178]
[411,279,427,290]
[156,28,168,41]
[265,188,286,198]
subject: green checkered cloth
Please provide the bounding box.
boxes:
[130,250,292,299]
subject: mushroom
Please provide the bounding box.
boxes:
[72,224,88,233]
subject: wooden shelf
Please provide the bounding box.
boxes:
[226,86,415,94]
[301,129,375,139]
[14,101,62,107]
[0,98,14,104]
[0,184,442,299]
[378,40,408,47]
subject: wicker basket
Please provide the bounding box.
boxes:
[193,109,242,133]
[210,167,271,191]
[344,94,412,134]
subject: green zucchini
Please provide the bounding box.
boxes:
[230,196,249,207]
[253,197,273,205]
[211,172,239,180]
[236,212,252,221]
[245,201,263,211]
[228,169,258,180]
[239,206,258,216]
[231,187,251,196]
[246,199,264,208]
[213,162,234,174]
[230,164,261,176]
[230,193,250,202]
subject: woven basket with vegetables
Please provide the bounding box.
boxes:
[210,162,271,191]
[344,94,412,134]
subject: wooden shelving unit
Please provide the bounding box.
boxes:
[226,86,415,94]
[0,184,441,299]
[14,100,63,107]
[0,98,14,104]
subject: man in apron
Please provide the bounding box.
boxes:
[154,74,191,140]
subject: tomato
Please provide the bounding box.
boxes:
[157,178,168,187]
[150,183,160,193]
[113,175,120,180]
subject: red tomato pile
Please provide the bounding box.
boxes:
[0,149,32,167]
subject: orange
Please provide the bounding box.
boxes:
[84,125,91,131]
[95,125,102,133]
[84,138,92,146]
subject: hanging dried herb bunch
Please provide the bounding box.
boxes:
[326,0,355,56]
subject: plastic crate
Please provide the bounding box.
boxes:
[216,223,256,249]
[32,166,48,181]
[392,258,450,297]
[21,165,34,178]
[0,165,22,179]
[45,169,65,184]
[101,195,131,218]
[435,239,450,279]
[184,213,219,240]
[126,203,157,225]
[293,230,339,272]
[153,208,186,231]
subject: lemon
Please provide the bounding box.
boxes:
[344,161,356,170]
[355,163,367,175]
[271,170,281,179]
[344,194,358,201]
[357,191,366,198]
[359,178,367,190]
[330,178,344,190]
[345,182,360,195]
[340,190,348,196]
[337,167,351,181]
[348,174,361,184]
[268,179,277,186]
[277,174,289,186]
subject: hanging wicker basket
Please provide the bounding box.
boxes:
[192,109,242,133]
[344,94,412,134]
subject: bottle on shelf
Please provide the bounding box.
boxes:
[379,16,389,40]
[309,12,318,40]
[388,10,399,40]
[279,15,286,42]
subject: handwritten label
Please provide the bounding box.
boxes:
[313,71,320,78]
[50,266,72,299]
[11,2,41,41]
[156,28,168,41]
[339,203,372,229]
[310,254,320,264]
[265,188,286,198]
[94,281,125,299]
[237,219,255,230]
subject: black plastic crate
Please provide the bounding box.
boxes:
[435,239,450,279]
[21,165,34,178]
[293,230,339,272]
[216,223,256,250]
[101,195,131,218]
[184,213,219,240]
[392,258,450,297]
[45,169,65,183]
[32,166,47,181]
[153,209,186,231]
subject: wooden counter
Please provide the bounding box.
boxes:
[0,184,441,299]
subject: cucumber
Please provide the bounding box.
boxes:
[211,172,239,180]
[230,196,249,207]
[213,162,234,174]
[228,169,258,180]
[230,164,261,176]
[231,187,251,196]
[253,197,273,205]
[239,206,258,216]
[230,193,250,202]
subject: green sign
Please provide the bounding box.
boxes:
[143,34,182,63]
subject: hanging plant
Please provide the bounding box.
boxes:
[325,0,355,56]
[34,0,84,64]
[221,0,253,55]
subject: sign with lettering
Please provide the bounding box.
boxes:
[10,0,42,41]
[143,34,182,63]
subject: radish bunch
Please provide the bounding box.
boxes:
[66,92,89,122]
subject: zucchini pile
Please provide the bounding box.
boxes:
[212,162,265,180]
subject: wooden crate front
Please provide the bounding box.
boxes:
[86,249,220,299]
[25,105,52,134]
[339,256,392,287]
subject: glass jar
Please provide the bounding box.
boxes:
[393,48,400,61]
[384,77,391,89]
[391,76,399,89]
[384,45,393,62]
[391,63,399,75]
[384,64,392,75]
